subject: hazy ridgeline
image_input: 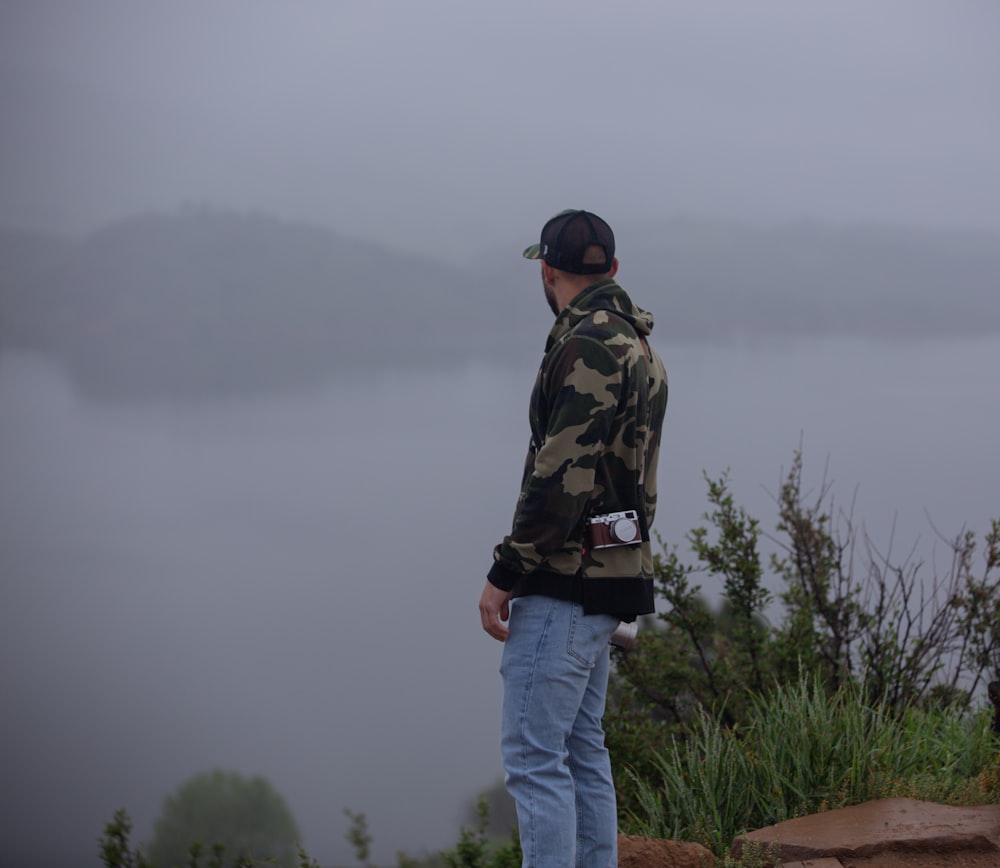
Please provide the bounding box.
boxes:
[1,211,999,866]
[2,210,999,400]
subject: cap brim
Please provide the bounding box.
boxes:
[522,243,542,260]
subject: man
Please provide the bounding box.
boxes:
[479,210,668,868]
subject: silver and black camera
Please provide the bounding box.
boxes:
[609,620,638,650]
[586,510,641,549]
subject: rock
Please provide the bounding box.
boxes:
[731,798,1000,864]
[618,833,715,867]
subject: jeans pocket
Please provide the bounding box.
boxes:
[567,606,619,666]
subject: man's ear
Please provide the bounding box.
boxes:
[608,257,619,278]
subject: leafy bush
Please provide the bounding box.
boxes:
[99,807,319,868]
[608,450,1000,815]
[622,675,998,857]
[441,797,520,868]
[147,770,301,868]
[99,809,151,868]
[101,452,1000,866]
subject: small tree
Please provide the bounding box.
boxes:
[147,769,301,868]
[99,808,151,868]
[457,780,516,842]
[343,808,372,868]
[768,450,1000,712]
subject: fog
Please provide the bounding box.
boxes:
[2,1,1000,865]
[2,1,1000,255]
[0,356,529,865]
[3,335,999,865]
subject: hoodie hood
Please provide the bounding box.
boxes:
[547,278,654,349]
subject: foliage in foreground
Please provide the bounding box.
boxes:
[621,674,1000,858]
[149,770,301,868]
[607,450,1000,816]
[102,451,1000,867]
[99,798,521,868]
[439,797,520,868]
[100,807,319,868]
[100,689,999,867]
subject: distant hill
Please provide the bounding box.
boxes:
[1,210,998,400]
[0,227,77,336]
[616,217,1000,339]
[0,210,488,399]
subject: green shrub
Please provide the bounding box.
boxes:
[621,673,999,858]
[104,452,1000,866]
[147,770,300,868]
[608,450,1000,822]
[440,796,520,868]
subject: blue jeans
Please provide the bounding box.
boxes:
[500,595,621,868]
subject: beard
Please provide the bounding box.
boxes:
[543,273,559,316]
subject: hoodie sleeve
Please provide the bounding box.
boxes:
[488,334,622,590]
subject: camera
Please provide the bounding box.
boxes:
[586,510,641,549]
[610,620,638,650]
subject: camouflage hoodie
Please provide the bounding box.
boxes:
[487,278,668,618]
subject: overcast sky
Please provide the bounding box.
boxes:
[2,0,999,258]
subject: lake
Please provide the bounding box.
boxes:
[1,334,997,866]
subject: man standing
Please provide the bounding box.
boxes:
[479,210,668,868]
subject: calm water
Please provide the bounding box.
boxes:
[1,335,997,865]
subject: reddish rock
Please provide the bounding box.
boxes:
[731,798,1000,864]
[618,833,715,867]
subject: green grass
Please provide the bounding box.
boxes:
[100,672,999,867]
[621,675,999,858]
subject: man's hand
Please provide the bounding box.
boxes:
[479,581,512,642]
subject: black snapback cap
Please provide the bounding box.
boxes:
[522,210,615,275]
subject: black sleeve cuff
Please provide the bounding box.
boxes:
[487,560,520,592]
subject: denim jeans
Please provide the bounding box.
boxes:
[500,595,621,868]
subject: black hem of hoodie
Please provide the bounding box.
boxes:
[581,576,655,619]
[489,566,654,620]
